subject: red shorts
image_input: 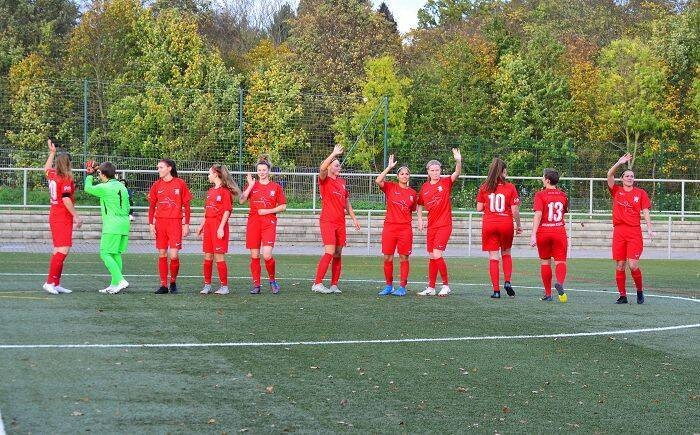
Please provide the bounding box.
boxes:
[536,231,568,261]
[320,220,346,247]
[50,219,73,247]
[155,218,183,250]
[202,218,229,254]
[382,222,413,256]
[612,225,643,261]
[426,225,452,252]
[482,221,514,251]
[246,216,278,249]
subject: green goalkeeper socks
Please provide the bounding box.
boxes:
[100,251,124,285]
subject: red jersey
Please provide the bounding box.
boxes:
[204,186,233,219]
[148,177,192,224]
[533,188,568,233]
[417,177,453,228]
[610,184,650,227]
[381,181,417,225]
[244,181,286,217]
[319,175,349,225]
[46,169,75,222]
[476,182,521,224]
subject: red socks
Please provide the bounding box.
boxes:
[428,258,437,288]
[555,262,567,285]
[489,259,499,291]
[203,259,213,284]
[250,258,262,286]
[383,260,393,285]
[169,258,179,283]
[158,257,168,286]
[399,260,409,287]
[616,269,627,296]
[331,256,342,285]
[216,261,228,286]
[264,257,276,282]
[541,264,553,296]
[47,252,68,285]
[630,268,643,291]
[435,257,448,285]
[502,254,513,282]
[314,253,333,284]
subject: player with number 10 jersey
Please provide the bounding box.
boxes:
[476,158,522,298]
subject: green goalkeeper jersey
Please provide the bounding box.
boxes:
[85,176,131,235]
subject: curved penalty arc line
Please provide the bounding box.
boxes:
[1,323,698,350]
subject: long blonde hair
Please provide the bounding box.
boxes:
[212,164,241,199]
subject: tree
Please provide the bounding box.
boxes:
[288,0,401,97]
[417,0,475,29]
[596,38,671,168]
[377,2,398,34]
[269,2,294,45]
[338,56,411,171]
[244,40,307,169]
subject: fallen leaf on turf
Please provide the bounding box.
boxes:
[340,399,348,407]
[71,411,83,416]
[455,387,467,393]
[502,406,511,413]
[265,385,274,394]
[239,428,249,432]
[245,373,253,378]
[310,366,319,369]
[503,366,513,370]
[207,419,216,424]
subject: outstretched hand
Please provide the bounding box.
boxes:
[332,144,344,156]
[48,139,56,153]
[85,160,98,174]
[452,148,462,161]
[617,153,632,166]
[246,173,254,186]
[387,154,397,170]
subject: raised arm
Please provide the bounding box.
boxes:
[607,153,632,189]
[44,139,56,173]
[319,144,343,181]
[375,154,397,188]
[239,173,255,204]
[450,148,462,182]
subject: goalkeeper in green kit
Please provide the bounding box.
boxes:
[85,160,131,294]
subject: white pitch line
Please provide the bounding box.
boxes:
[1,272,698,302]
[1,324,698,350]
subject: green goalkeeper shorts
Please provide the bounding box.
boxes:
[100,233,129,254]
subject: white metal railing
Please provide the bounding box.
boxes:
[1,167,698,220]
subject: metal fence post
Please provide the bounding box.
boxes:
[238,87,244,185]
[312,173,317,214]
[667,215,672,259]
[467,212,472,257]
[366,210,372,255]
[383,96,388,168]
[589,179,594,218]
[83,79,88,161]
[681,181,685,221]
[23,169,28,206]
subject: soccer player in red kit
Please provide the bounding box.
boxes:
[312,144,361,294]
[239,156,287,295]
[476,158,522,298]
[197,164,240,295]
[148,158,192,294]
[375,154,417,297]
[607,153,655,304]
[416,148,462,297]
[530,168,568,303]
[43,139,83,294]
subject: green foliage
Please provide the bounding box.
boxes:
[339,56,411,171]
[244,41,307,169]
[597,38,671,168]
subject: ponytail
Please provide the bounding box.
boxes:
[160,158,178,178]
[483,158,506,193]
